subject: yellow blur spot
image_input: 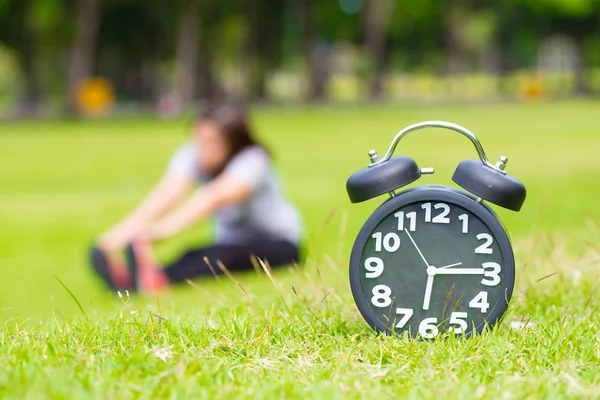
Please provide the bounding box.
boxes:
[76,78,115,116]
[519,75,544,101]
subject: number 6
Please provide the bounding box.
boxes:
[418,318,439,339]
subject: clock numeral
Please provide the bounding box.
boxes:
[372,232,401,252]
[481,262,501,287]
[422,203,451,224]
[469,291,490,313]
[475,233,494,254]
[395,308,413,328]
[418,317,439,339]
[394,211,416,232]
[364,257,384,279]
[371,285,392,307]
[449,312,468,334]
[422,203,431,222]
[458,214,469,233]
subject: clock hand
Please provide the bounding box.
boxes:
[422,272,434,310]
[404,230,430,268]
[437,262,463,270]
[404,231,434,310]
[433,268,485,275]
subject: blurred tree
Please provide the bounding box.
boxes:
[239,0,285,101]
[302,0,361,101]
[174,0,201,107]
[302,0,329,101]
[97,0,176,104]
[0,0,62,114]
[516,0,600,94]
[0,0,40,114]
[196,0,233,100]
[445,0,470,77]
[65,0,103,115]
[387,0,444,71]
[363,0,395,99]
[494,1,526,96]
[2,0,600,113]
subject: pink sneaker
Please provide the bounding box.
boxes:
[90,246,133,290]
[125,240,171,293]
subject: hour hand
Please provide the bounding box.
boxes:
[437,262,462,270]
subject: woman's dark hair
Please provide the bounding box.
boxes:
[198,100,265,154]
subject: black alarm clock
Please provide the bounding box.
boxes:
[346,121,526,339]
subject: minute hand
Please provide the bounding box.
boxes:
[434,268,485,275]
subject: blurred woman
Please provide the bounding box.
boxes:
[90,101,303,293]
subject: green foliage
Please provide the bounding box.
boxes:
[387,0,444,70]
[1,0,600,108]
[464,10,498,52]
[517,0,599,17]
[30,0,62,32]
[312,0,362,42]
[0,43,19,107]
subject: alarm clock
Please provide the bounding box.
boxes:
[346,121,526,339]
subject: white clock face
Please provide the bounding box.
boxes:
[351,190,514,339]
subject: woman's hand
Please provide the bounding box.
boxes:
[98,224,140,252]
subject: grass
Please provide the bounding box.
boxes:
[1,99,600,398]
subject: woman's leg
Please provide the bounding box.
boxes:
[162,239,300,283]
[126,238,300,292]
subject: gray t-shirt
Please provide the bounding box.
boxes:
[165,142,303,245]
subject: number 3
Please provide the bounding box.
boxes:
[481,262,501,286]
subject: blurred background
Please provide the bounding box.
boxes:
[2,0,600,321]
[1,0,599,116]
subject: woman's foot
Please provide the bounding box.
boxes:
[125,239,170,293]
[89,246,133,291]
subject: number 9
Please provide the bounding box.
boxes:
[365,257,384,278]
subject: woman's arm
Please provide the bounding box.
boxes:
[140,174,254,241]
[98,174,194,250]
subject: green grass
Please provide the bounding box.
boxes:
[1,100,600,398]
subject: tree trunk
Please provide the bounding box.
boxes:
[17,0,41,116]
[249,59,267,101]
[302,0,330,101]
[306,40,331,101]
[240,35,266,101]
[18,48,41,115]
[197,45,222,100]
[239,1,268,101]
[572,37,591,96]
[174,0,201,109]
[496,49,515,98]
[444,0,468,97]
[138,55,161,105]
[364,0,394,100]
[66,0,102,115]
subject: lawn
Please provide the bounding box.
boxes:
[1,100,600,398]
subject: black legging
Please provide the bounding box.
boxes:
[163,239,300,283]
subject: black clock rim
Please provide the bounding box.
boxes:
[349,185,516,339]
